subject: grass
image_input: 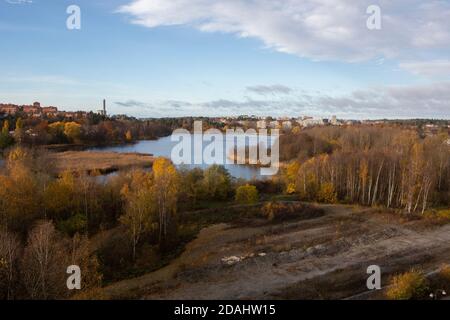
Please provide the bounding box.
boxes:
[49,151,154,174]
[386,269,429,300]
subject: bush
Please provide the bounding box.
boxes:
[437,209,450,220]
[437,264,450,290]
[386,270,429,300]
[0,132,14,150]
[235,184,259,204]
[261,201,323,222]
[317,183,337,204]
[58,213,87,236]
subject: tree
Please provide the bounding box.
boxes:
[48,122,66,143]
[119,171,155,260]
[153,158,179,244]
[202,165,232,200]
[1,120,8,135]
[21,221,101,299]
[0,120,14,149]
[21,221,68,299]
[0,229,21,299]
[0,148,43,232]
[317,182,337,204]
[235,184,259,204]
[44,171,78,220]
[125,130,133,142]
[64,122,82,143]
[179,167,204,209]
[14,118,24,144]
[283,161,300,194]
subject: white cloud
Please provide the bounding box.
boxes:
[119,0,450,63]
[117,82,450,119]
[399,60,450,77]
[246,84,293,95]
[5,0,32,4]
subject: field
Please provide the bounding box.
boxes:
[101,203,450,300]
[48,151,154,174]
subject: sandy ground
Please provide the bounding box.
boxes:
[49,151,154,173]
[103,204,450,300]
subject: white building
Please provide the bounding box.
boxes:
[257,120,267,129]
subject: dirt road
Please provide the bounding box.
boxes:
[103,204,450,300]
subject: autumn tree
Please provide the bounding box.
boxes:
[21,221,101,299]
[202,165,232,200]
[21,221,68,299]
[0,229,21,299]
[64,122,82,143]
[153,158,179,244]
[14,118,24,144]
[178,167,204,209]
[119,171,155,260]
[317,182,337,204]
[125,130,133,142]
[0,148,44,232]
[235,184,259,204]
[0,120,14,149]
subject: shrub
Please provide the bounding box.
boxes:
[235,184,259,204]
[317,183,337,204]
[437,264,450,290]
[437,209,450,220]
[0,132,14,150]
[261,201,323,222]
[58,213,87,236]
[386,270,429,300]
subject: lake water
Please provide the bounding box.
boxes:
[89,134,276,180]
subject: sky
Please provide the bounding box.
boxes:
[0,0,449,119]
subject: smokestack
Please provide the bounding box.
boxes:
[103,99,106,116]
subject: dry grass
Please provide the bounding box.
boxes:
[49,151,154,174]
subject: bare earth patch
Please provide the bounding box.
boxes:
[102,204,450,300]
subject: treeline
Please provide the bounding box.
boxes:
[282,126,450,213]
[0,115,183,149]
[0,147,266,299]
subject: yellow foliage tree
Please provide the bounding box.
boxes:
[153,157,179,243]
[317,182,338,204]
[119,171,155,260]
[235,184,259,204]
[125,130,133,142]
[64,122,82,143]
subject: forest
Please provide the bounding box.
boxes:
[0,124,449,299]
[0,115,181,148]
[281,126,450,213]
[0,145,258,299]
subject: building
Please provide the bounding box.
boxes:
[98,99,107,116]
[42,106,58,117]
[0,104,19,115]
[64,112,75,120]
[282,121,292,130]
[23,105,42,115]
[269,120,280,129]
[299,117,324,127]
[331,115,338,125]
[256,120,267,129]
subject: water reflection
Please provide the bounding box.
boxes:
[89,134,274,180]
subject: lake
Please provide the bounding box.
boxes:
[89,134,276,180]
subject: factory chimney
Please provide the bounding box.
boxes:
[103,99,106,116]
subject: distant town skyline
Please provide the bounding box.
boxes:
[1,1,450,119]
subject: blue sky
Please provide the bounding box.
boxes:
[1,0,450,119]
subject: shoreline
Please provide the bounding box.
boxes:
[48,151,154,175]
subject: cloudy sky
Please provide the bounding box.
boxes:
[1,0,449,119]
